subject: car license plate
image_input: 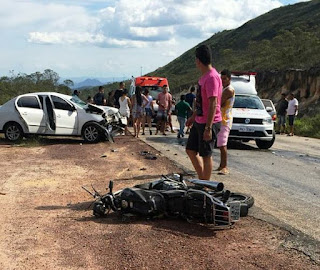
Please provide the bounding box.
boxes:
[229,201,241,221]
[239,127,255,132]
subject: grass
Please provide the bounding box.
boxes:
[293,114,320,139]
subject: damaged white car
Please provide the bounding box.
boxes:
[0,92,127,143]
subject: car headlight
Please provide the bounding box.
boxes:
[262,117,272,124]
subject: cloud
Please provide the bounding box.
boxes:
[28,32,106,45]
[3,0,285,48]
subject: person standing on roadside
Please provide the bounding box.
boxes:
[114,82,125,109]
[72,90,80,97]
[185,86,196,134]
[287,93,298,136]
[119,89,131,135]
[167,98,176,133]
[276,93,288,134]
[131,86,148,138]
[93,86,106,105]
[216,69,235,175]
[141,88,154,135]
[186,44,222,180]
[155,85,172,136]
[175,95,192,138]
[86,96,93,104]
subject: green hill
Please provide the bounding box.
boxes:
[149,0,320,92]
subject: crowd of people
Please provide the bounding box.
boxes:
[73,44,299,181]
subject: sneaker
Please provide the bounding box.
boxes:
[171,130,175,133]
[177,134,181,139]
[142,132,145,135]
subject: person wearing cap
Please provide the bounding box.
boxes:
[276,93,288,134]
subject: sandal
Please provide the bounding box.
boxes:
[218,168,229,175]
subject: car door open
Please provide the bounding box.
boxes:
[15,95,46,134]
[50,95,78,135]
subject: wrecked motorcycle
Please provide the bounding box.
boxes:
[82,174,254,229]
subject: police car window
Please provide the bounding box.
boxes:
[17,96,40,109]
[51,96,73,111]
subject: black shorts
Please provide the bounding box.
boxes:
[186,122,221,157]
[288,115,295,126]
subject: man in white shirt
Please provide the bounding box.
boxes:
[287,93,298,136]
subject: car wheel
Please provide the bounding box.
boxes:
[256,132,275,149]
[82,124,101,143]
[4,122,23,142]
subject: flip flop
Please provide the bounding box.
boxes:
[218,168,230,175]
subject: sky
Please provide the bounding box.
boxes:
[0,0,309,81]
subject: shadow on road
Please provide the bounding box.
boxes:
[76,212,217,238]
[36,200,217,237]
[0,136,85,147]
[145,135,262,151]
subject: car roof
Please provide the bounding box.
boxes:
[18,92,72,99]
[135,76,169,87]
[231,76,257,95]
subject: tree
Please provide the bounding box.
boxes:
[63,79,74,88]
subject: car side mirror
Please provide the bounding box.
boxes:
[266,107,272,112]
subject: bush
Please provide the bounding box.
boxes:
[294,114,320,138]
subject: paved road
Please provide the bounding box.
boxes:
[138,125,320,243]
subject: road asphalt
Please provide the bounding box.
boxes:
[135,121,320,260]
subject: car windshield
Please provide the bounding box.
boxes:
[233,95,265,110]
[262,100,273,109]
[70,95,88,108]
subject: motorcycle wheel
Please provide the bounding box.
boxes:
[227,192,254,208]
[93,202,106,217]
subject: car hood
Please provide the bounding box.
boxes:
[232,108,270,119]
[87,104,119,115]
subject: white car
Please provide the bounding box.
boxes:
[261,99,277,122]
[0,92,126,143]
[230,72,275,149]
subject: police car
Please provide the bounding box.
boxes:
[230,72,275,149]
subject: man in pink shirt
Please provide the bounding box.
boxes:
[186,44,222,180]
[156,85,172,135]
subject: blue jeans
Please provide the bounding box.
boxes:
[177,116,186,136]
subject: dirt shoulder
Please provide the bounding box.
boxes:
[0,136,318,269]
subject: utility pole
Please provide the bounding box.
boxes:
[140,66,142,76]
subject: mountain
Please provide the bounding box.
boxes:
[74,78,104,89]
[149,0,320,93]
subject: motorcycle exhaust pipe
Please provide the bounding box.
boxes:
[186,179,224,192]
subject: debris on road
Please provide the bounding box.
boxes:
[140,150,157,160]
